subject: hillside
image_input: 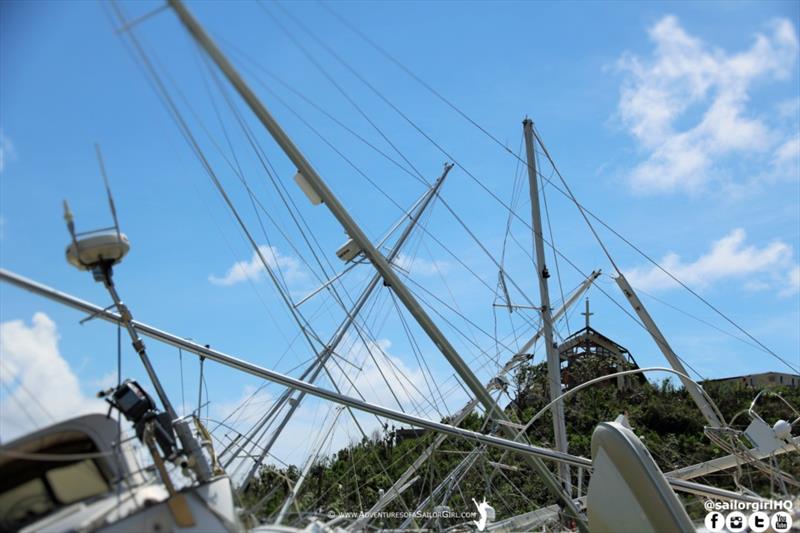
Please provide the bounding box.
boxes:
[241,360,800,528]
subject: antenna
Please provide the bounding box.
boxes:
[64,146,130,274]
[63,200,79,249]
[95,143,122,240]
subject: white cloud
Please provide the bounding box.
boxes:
[90,370,119,391]
[617,16,799,194]
[208,335,464,470]
[0,130,14,173]
[0,313,104,441]
[333,337,432,410]
[777,98,800,120]
[209,245,307,287]
[771,133,800,179]
[211,384,275,429]
[393,252,450,276]
[624,228,794,292]
[780,264,800,297]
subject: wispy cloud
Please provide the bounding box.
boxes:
[781,265,800,297]
[617,16,799,194]
[0,313,104,440]
[624,228,796,294]
[211,335,451,469]
[393,253,450,277]
[0,130,15,173]
[209,245,307,287]
[330,336,433,411]
[771,133,800,179]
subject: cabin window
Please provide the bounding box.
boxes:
[0,437,111,530]
[46,459,108,504]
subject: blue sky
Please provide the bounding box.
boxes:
[1,0,798,464]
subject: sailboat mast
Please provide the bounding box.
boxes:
[523,118,571,493]
[237,165,452,492]
[167,3,585,525]
[615,274,723,427]
[166,0,496,415]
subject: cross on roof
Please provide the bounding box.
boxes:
[581,298,593,329]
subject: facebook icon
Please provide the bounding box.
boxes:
[704,511,725,532]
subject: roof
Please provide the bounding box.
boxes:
[557,326,637,367]
[701,371,800,383]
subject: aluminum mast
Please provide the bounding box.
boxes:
[237,165,451,492]
[166,0,584,525]
[0,268,761,506]
[523,118,570,492]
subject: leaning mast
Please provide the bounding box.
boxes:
[167,1,585,526]
[523,118,571,493]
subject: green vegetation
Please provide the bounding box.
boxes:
[241,359,800,528]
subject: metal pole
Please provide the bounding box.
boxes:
[238,166,451,491]
[275,407,343,524]
[523,118,571,492]
[0,268,586,468]
[167,0,497,421]
[166,3,584,524]
[352,270,600,528]
[615,274,723,428]
[0,269,763,504]
[667,437,800,480]
[100,267,177,421]
[97,266,212,482]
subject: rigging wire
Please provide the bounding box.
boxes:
[221,56,546,394]
[214,92,442,422]
[109,6,385,476]
[227,41,542,315]
[0,360,55,424]
[0,378,40,433]
[104,4,780,520]
[203,42,504,424]
[539,164,570,336]
[257,40,705,378]
[316,0,793,372]
[252,1,544,316]
[102,2,310,369]
[109,11,468,514]
[261,0,429,188]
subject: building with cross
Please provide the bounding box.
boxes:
[557,299,645,391]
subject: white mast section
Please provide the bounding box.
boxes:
[523,118,571,492]
[615,274,724,428]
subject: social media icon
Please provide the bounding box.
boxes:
[726,511,746,532]
[772,511,792,532]
[704,511,725,532]
[748,511,769,533]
